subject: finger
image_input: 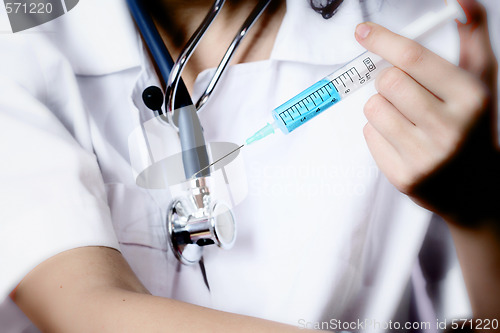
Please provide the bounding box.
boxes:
[363,123,411,194]
[457,0,498,84]
[365,91,468,176]
[375,67,447,129]
[355,22,473,103]
[364,93,418,154]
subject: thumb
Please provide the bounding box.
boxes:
[456,0,497,83]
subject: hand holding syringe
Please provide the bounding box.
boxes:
[192,0,466,178]
[245,0,467,145]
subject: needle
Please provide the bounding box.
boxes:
[190,144,245,179]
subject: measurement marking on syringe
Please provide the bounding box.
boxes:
[328,81,339,93]
[300,100,309,111]
[349,68,357,82]
[279,112,288,124]
[335,78,346,88]
[342,72,353,83]
[322,86,331,97]
[353,67,361,78]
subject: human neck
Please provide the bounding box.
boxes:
[152,0,285,92]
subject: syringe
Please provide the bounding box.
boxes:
[246,0,467,145]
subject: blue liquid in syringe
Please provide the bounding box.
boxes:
[273,79,342,133]
[246,52,388,145]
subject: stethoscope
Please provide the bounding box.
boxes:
[126,0,272,270]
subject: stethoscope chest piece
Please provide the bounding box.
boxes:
[167,177,236,265]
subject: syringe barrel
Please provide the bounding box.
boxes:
[271,51,391,135]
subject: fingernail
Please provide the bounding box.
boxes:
[356,23,372,40]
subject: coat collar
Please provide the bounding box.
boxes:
[271,0,367,66]
[271,0,445,66]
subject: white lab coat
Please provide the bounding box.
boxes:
[1,0,499,332]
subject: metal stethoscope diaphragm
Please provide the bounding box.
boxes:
[167,177,236,265]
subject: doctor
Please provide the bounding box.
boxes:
[0,0,498,332]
